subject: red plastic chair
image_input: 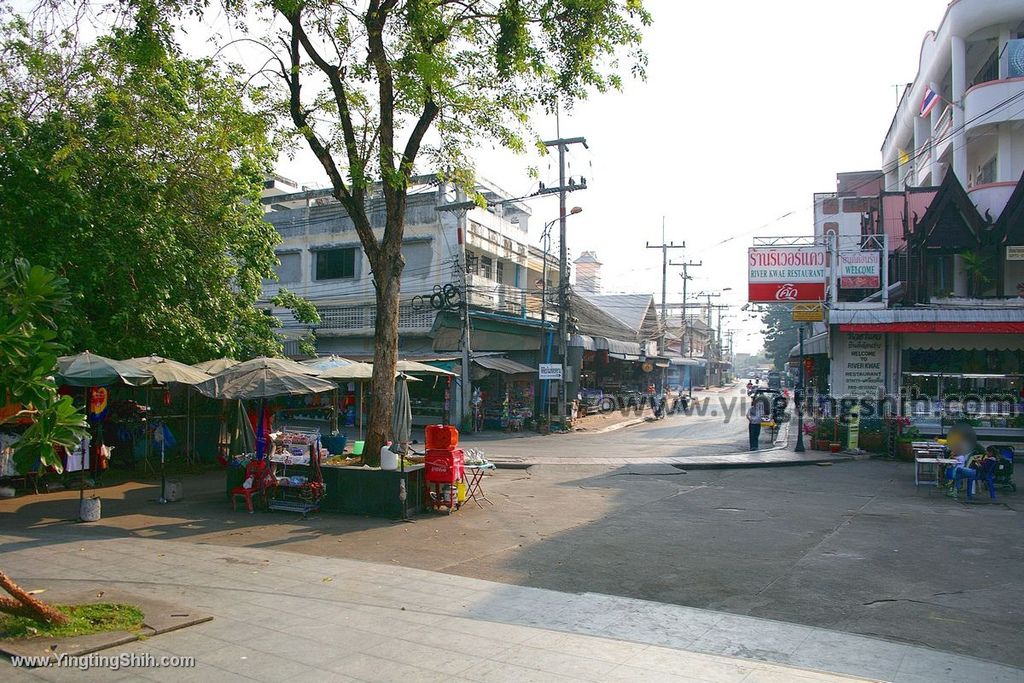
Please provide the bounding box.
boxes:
[231,460,275,513]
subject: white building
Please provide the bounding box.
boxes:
[259,175,557,358]
[804,0,1024,441]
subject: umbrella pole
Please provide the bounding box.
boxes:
[359,382,364,440]
[159,426,167,504]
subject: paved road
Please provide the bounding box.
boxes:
[460,383,767,461]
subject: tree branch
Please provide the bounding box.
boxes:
[283,11,379,261]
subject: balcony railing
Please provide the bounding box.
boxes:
[317,303,435,333]
[466,273,554,321]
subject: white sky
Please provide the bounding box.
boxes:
[54,0,946,354]
[263,0,948,354]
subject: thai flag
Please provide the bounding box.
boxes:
[920,87,940,118]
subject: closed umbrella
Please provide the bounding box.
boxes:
[392,374,413,454]
[192,358,240,375]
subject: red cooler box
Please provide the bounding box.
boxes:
[425,424,459,450]
[425,448,464,483]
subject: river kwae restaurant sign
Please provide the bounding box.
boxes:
[748,246,827,302]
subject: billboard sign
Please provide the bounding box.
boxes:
[792,303,824,322]
[839,251,880,289]
[748,246,827,302]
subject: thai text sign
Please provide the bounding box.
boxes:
[748,246,827,302]
[538,363,563,380]
[840,251,880,289]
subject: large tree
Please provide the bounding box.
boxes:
[761,305,799,371]
[234,0,649,459]
[0,18,286,364]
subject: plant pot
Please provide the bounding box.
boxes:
[829,443,842,453]
[897,441,914,461]
[814,439,830,451]
[80,496,101,522]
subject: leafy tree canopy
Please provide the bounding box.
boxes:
[761,305,798,371]
[0,17,289,364]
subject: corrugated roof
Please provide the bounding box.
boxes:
[788,331,829,357]
[473,356,536,375]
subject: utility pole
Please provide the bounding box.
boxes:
[542,132,588,429]
[647,227,684,355]
[671,260,702,357]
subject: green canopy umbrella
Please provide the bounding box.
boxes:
[193,358,240,375]
[396,360,456,376]
[302,355,355,372]
[126,356,211,502]
[127,356,211,385]
[56,351,155,519]
[193,357,336,399]
[57,351,156,387]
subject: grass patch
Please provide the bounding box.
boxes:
[0,603,144,640]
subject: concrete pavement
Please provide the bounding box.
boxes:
[2,533,1017,682]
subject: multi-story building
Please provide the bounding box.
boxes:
[808,0,1024,440]
[259,175,557,358]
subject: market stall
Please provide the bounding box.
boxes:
[206,358,426,519]
[471,357,536,431]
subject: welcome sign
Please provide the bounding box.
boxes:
[748,246,827,302]
[840,251,880,289]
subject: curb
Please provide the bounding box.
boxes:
[671,454,856,470]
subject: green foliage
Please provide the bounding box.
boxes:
[0,20,283,364]
[960,250,994,297]
[0,603,144,639]
[272,288,320,357]
[761,306,799,371]
[0,258,89,474]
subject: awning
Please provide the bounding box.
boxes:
[669,357,706,367]
[569,334,596,350]
[789,331,829,358]
[840,322,1024,334]
[473,356,536,375]
[646,356,671,368]
[594,337,642,360]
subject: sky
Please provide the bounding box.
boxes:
[162,0,951,354]
[258,0,950,354]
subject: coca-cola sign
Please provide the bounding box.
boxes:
[748,246,827,303]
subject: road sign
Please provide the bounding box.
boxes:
[538,363,563,380]
[792,303,824,322]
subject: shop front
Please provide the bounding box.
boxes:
[829,309,1024,442]
[469,356,537,431]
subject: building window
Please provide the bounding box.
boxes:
[496,261,505,284]
[275,253,302,284]
[977,156,997,186]
[480,256,493,278]
[315,248,356,280]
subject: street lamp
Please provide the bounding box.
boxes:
[540,207,582,323]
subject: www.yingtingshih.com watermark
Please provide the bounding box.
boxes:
[11,652,196,671]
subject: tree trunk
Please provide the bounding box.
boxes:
[364,254,402,466]
[0,570,69,625]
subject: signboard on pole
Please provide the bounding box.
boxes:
[538,363,563,380]
[1007,245,1024,261]
[748,246,827,302]
[792,303,824,322]
[839,251,880,289]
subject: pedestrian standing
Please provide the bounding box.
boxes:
[747,397,765,450]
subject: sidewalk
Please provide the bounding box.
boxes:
[2,533,1020,682]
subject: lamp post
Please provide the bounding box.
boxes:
[795,325,806,453]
